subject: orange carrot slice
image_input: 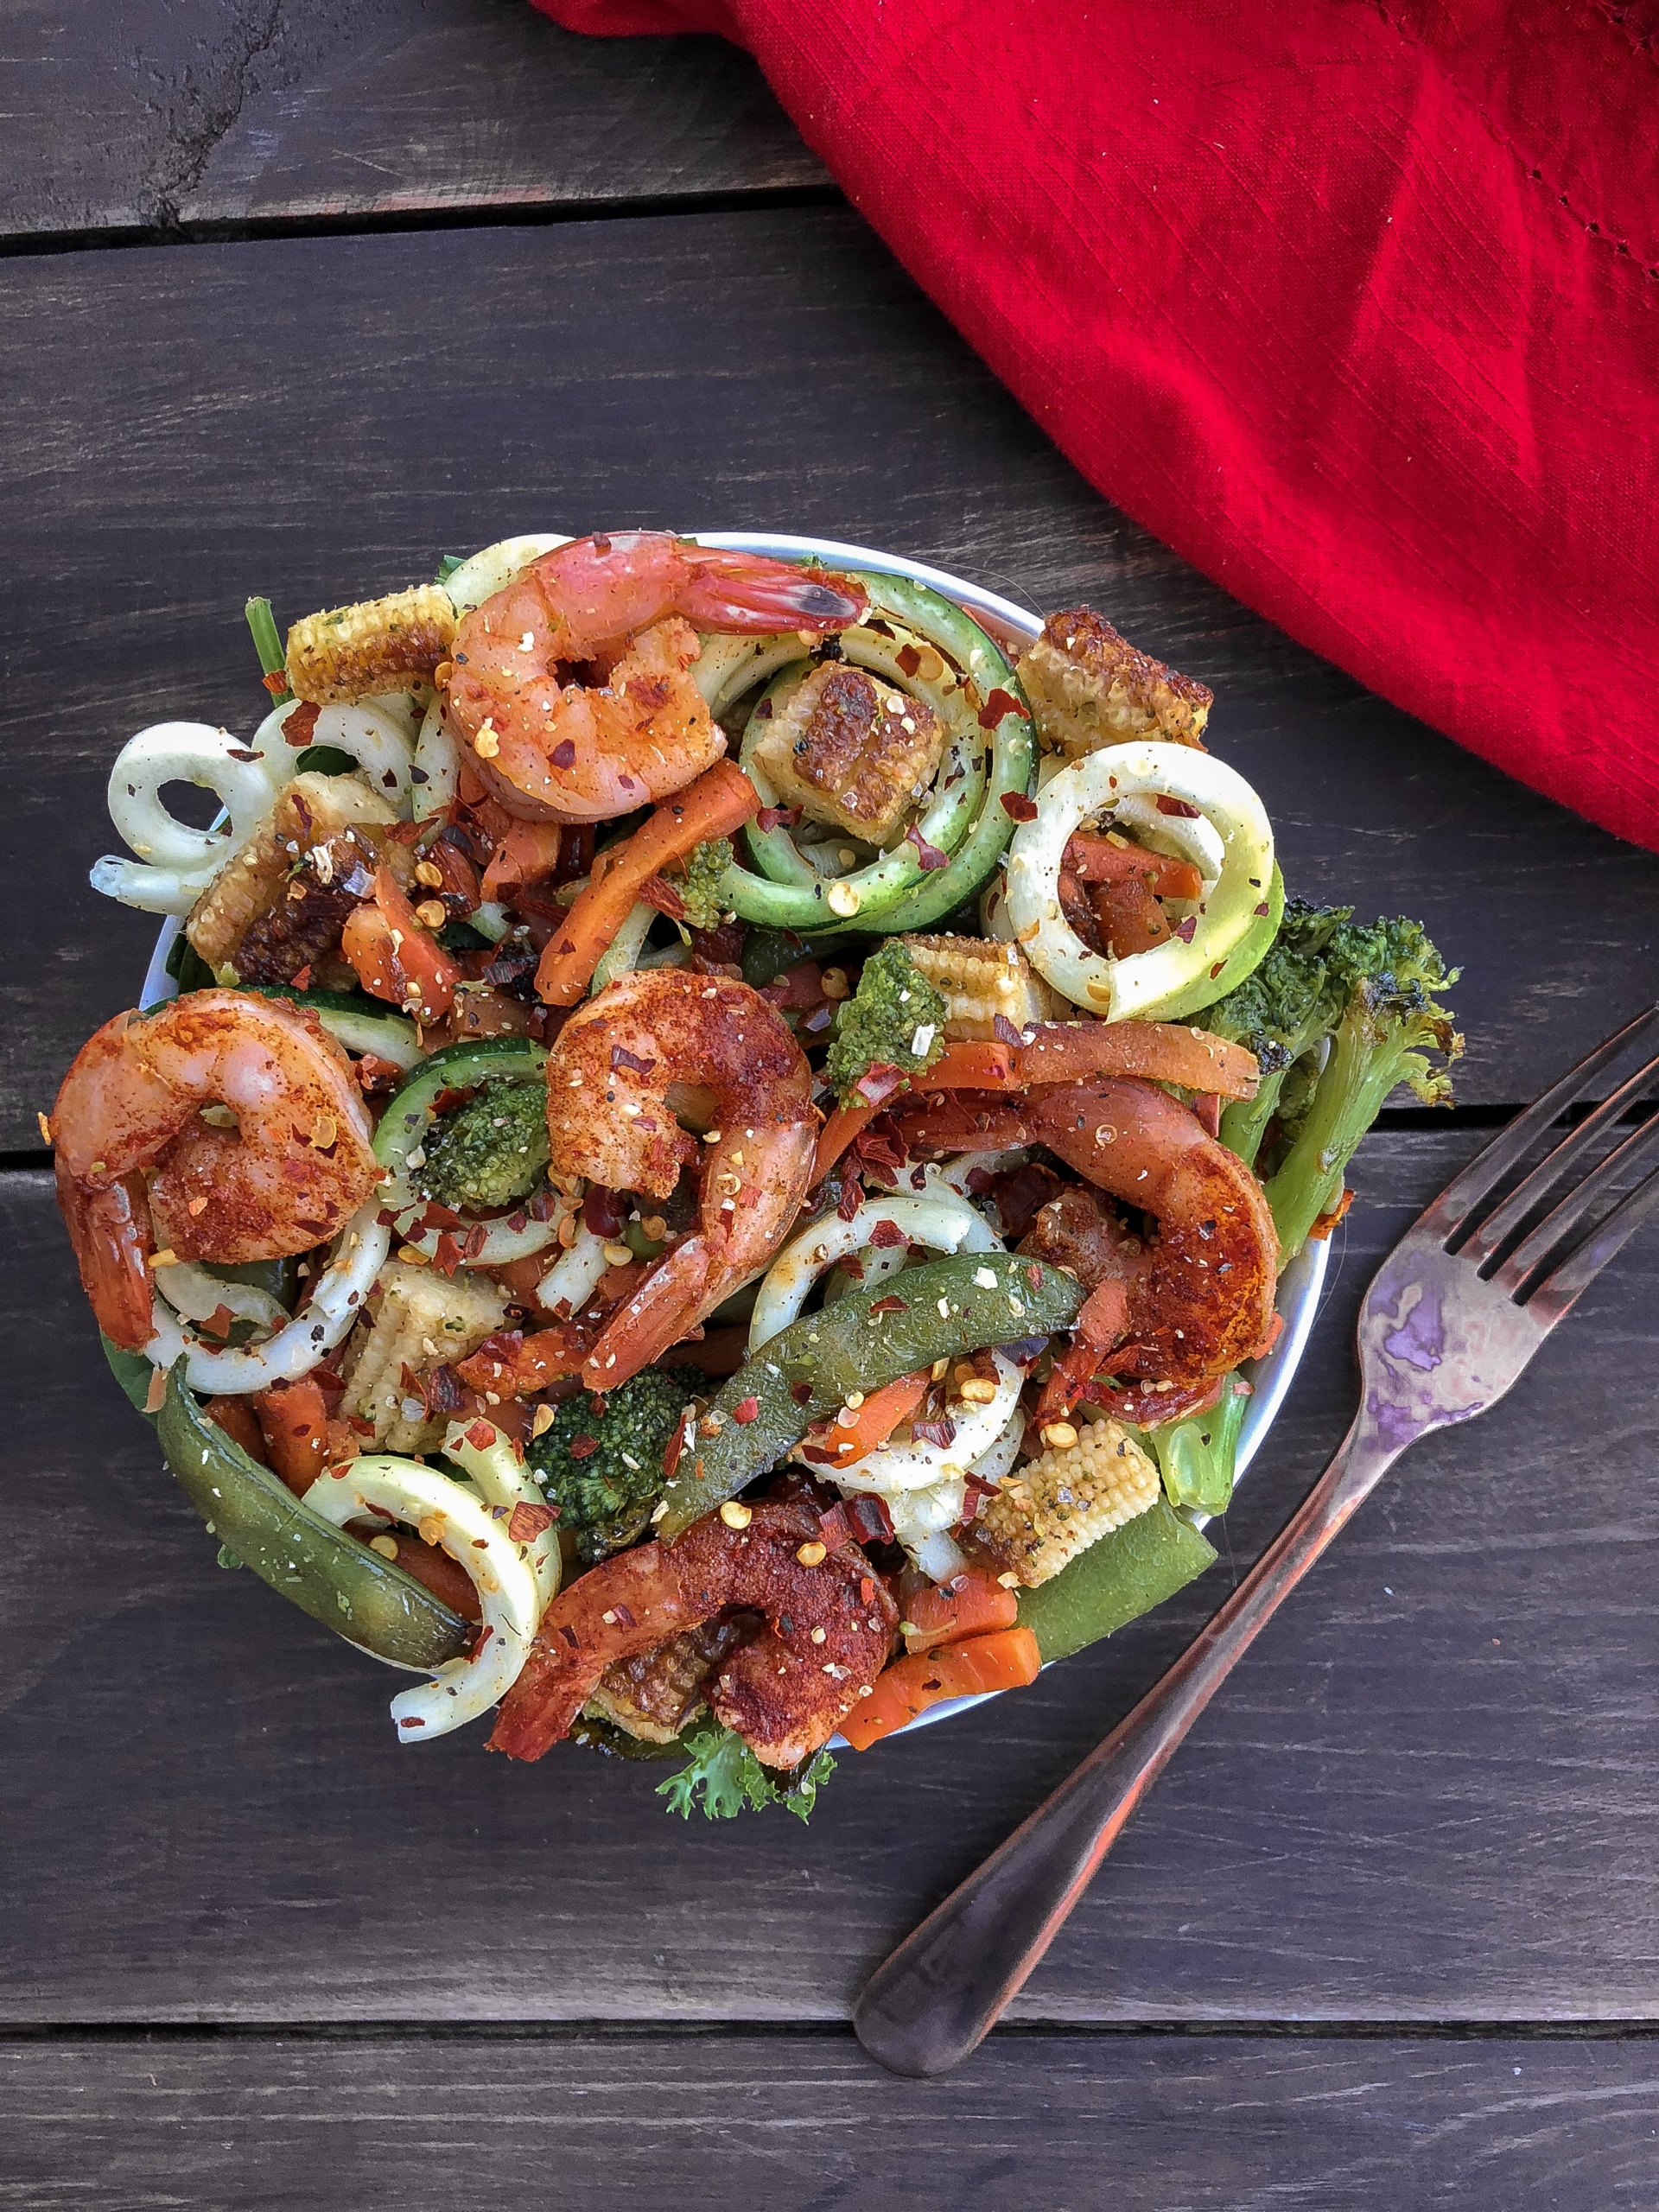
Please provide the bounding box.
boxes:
[796,1369,931,1472]
[841,1626,1042,1751]
[900,1567,1020,1654]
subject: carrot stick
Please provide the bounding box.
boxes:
[341,866,461,1021]
[480,819,565,903]
[1065,832,1205,901]
[534,760,760,1007]
[798,1370,930,1471]
[1012,1021,1257,1099]
[456,1324,592,1400]
[840,1626,1042,1751]
[252,1376,333,1497]
[812,1101,877,1185]
[900,1567,1020,1654]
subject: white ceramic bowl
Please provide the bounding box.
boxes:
[142,530,1325,1741]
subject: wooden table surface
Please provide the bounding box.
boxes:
[4,6,1657,2204]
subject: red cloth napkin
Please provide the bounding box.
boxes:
[533,0,1659,849]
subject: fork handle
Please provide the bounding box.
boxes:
[854,1414,1396,2077]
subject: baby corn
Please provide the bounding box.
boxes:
[975,1417,1160,1586]
[1017,606,1211,759]
[185,771,397,976]
[286,584,456,705]
[340,1260,506,1454]
[901,932,1060,1040]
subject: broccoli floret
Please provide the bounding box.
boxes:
[666,837,734,933]
[1204,900,1460,1262]
[527,1365,702,1562]
[823,938,947,1106]
[418,1077,551,1213]
[656,1715,836,1822]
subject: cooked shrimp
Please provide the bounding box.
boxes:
[543,969,815,1391]
[489,1497,898,1765]
[442,531,866,822]
[890,1074,1277,1388]
[52,991,379,1349]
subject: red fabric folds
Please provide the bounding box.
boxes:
[533,0,1658,849]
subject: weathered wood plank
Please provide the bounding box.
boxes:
[3,213,1656,1146]
[6,1128,1657,2023]
[3,2032,1655,2209]
[4,0,827,238]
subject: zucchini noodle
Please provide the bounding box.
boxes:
[143,1200,391,1393]
[441,1418,563,1610]
[92,720,289,915]
[832,1348,1025,1573]
[537,1224,613,1317]
[302,1454,541,1739]
[748,1178,1001,1351]
[153,1262,287,1335]
[257,698,416,817]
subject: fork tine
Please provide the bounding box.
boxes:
[1522,1147,1659,1326]
[1491,1100,1659,1292]
[1428,1002,1659,1236]
[1460,1046,1659,1265]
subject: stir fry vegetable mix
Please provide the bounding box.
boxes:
[56,531,1461,1822]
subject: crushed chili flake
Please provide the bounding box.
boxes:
[731,1396,760,1424]
[462,1223,489,1261]
[976,687,1028,729]
[905,824,949,871]
[613,1601,636,1628]
[433,1231,464,1276]
[559,1623,581,1649]
[1173,916,1198,943]
[663,1409,690,1481]
[611,1045,658,1077]
[868,1217,905,1249]
[817,1503,852,1549]
[569,1433,599,1460]
[550,738,577,768]
[507,1500,556,1543]
[868,1294,909,1315]
[282,702,321,747]
[1027,1262,1044,1290]
[464,1420,499,1450]
[992,1013,1026,1046]
[1156,794,1202,817]
[854,1061,906,1107]
[912,1416,957,1448]
[1000,791,1039,822]
[895,642,922,677]
[289,963,313,991]
[849,1497,894,1546]
[756,804,802,832]
[790,1379,814,1406]
[836,1174,863,1223]
[639,874,687,921]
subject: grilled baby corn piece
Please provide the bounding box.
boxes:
[901,932,1061,1040]
[185,771,398,978]
[747,662,947,843]
[975,1417,1160,1586]
[1017,606,1211,758]
[286,584,456,705]
[585,1618,754,1745]
[340,1260,506,1454]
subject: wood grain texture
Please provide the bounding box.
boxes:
[4,213,1658,1146]
[3,0,826,238]
[7,1128,1657,2024]
[3,2032,1655,2209]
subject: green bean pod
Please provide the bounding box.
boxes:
[656,1250,1083,1536]
[156,1365,472,1670]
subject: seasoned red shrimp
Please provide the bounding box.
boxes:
[443,531,867,822]
[890,1074,1277,1386]
[52,991,379,1349]
[543,968,816,1391]
[489,1497,898,1765]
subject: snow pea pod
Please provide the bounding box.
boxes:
[156,1363,472,1669]
[1015,1496,1217,1664]
[657,1250,1082,1536]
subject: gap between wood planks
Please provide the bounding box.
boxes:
[0,185,847,263]
[0,2019,1656,2046]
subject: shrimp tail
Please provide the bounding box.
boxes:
[671,545,868,636]
[57,1158,155,1351]
[488,1543,690,1760]
[582,1237,713,1394]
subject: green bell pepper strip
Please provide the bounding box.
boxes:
[657,1251,1082,1536]
[715,572,1033,933]
[372,1037,549,1186]
[156,1363,472,1669]
[1016,1496,1217,1664]
[239,983,424,1071]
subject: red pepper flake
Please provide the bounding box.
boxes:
[433,1231,463,1277]
[143,1367,168,1414]
[1173,916,1198,944]
[849,1496,894,1545]
[399,1715,426,1728]
[895,642,922,677]
[613,1601,636,1628]
[818,1503,852,1549]
[528,1187,559,1222]
[868,1294,909,1315]
[663,1410,690,1481]
[262,670,290,696]
[1157,795,1202,818]
[462,1223,489,1261]
[550,738,577,769]
[426,1364,466,1416]
[569,1433,599,1460]
[992,1013,1027,1048]
[837,1250,866,1282]
[731,1396,760,1425]
[1027,1262,1044,1290]
[282,702,321,747]
[611,1045,658,1077]
[375,1209,400,1229]
[868,1217,904,1249]
[289,964,313,991]
[639,874,687,921]
[905,823,949,871]
[1000,791,1039,822]
[836,1174,864,1223]
[559,1624,582,1649]
[976,687,1029,730]
[465,1420,498,1451]
[507,1500,556,1543]
[800,1444,840,1465]
[854,1061,906,1107]
[1210,961,1227,979]
[1254,900,1270,917]
[756,804,802,832]
[912,1417,958,1448]
[347,1415,377,1439]
[790,1379,814,1407]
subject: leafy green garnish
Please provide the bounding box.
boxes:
[435,553,466,584]
[656,1718,836,1823]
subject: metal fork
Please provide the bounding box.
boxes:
[855,1005,1659,2078]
